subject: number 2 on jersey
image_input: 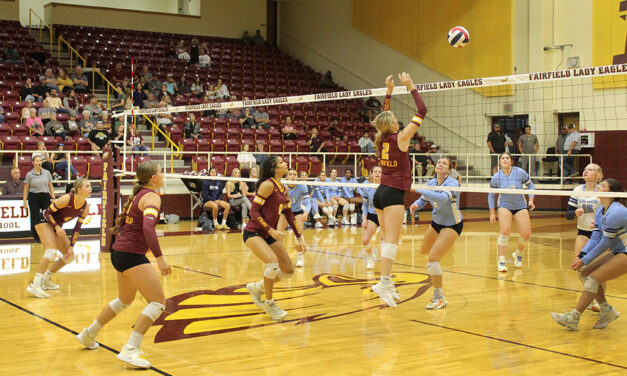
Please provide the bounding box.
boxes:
[381,142,390,160]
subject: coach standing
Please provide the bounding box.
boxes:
[487,123,507,174]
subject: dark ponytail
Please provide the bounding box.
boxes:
[256,155,278,192]
[604,178,626,205]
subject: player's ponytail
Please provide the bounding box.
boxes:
[256,155,278,192]
[372,111,395,153]
[111,161,159,235]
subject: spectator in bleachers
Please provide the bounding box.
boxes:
[158,84,169,100]
[245,164,259,194]
[242,31,253,45]
[215,98,228,118]
[190,38,199,65]
[177,40,190,62]
[162,94,173,106]
[198,49,211,68]
[358,130,376,154]
[253,106,270,129]
[0,105,4,123]
[63,89,79,116]
[67,113,79,137]
[21,100,33,122]
[184,113,201,139]
[426,144,443,164]
[178,76,191,95]
[88,121,111,151]
[56,68,74,94]
[46,89,69,114]
[51,144,79,179]
[228,96,241,119]
[156,101,174,136]
[191,76,204,97]
[201,95,215,117]
[164,74,178,96]
[84,95,103,119]
[30,44,46,65]
[43,69,60,92]
[307,128,326,153]
[2,41,24,64]
[326,119,344,140]
[253,141,268,165]
[281,116,297,140]
[253,30,264,46]
[147,74,161,95]
[37,99,55,125]
[34,141,54,174]
[126,125,147,155]
[165,40,176,59]
[143,92,159,109]
[20,78,41,102]
[204,83,216,99]
[319,70,334,88]
[2,167,24,196]
[226,168,252,228]
[100,111,112,131]
[133,83,147,108]
[359,96,382,122]
[138,77,149,95]
[237,144,256,171]
[141,64,152,81]
[215,79,229,99]
[45,113,66,139]
[71,65,90,93]
[35,76,51,99]
[80,110,94,136]
[239,107,255,128]
[111,62,126,85]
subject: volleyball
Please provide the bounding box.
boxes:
[448,26,469,48]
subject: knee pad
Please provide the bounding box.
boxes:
[62,253,75,264]
[264,262,279,279]
[427,261,442,276]
[141,301,165,321]
[332,205,338,212]
[497,234,510,247]
[518,237,530,248]
[277,270,293,281]
[584,276,600,294]
[349,203,355,211]
[109,297,130,314]
[43,249,58,262]
[380,243,398,260]
[342,204,349,212]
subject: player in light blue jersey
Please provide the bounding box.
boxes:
[361,166,383,270]
[278,169,311,267]
[488,152,535,272]
[551,178,626,330]
[566,163,603,311]
[340,168,363,225]
[327,169,349,225]
[411,157,463,309]
[313,171,337,226]
[300,170,323,229]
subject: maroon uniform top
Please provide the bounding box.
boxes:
[113,187,162,256]
[245,178,290,236]
[378,133,412,191]
[46,192,87,225]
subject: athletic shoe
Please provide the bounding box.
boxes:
[221,223,230,230]
[246,282,265,309]
[27,282,50,298]
[350,214,357,225]
[372,281,397,308]
[497,262,508,273]
[42,279,59,290]
[314,221,323,229]
[341,217,350,226]
[75,328,99,349]
[593,305,620,329]
[550,310,580,330]
[389,285,401,302]
[587,300,601,312]
[313,213,321,220]
[328,216,337,226]
[366,254,375,270]
[117,345,151,369]
[264,300,287,321]
[295,252,304,267]
[512,252,523,268]
[426,297,448,310]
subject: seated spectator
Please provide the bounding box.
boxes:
[253,106,270,129]
[0,105,3,123]
[358,130,376,154]
[158,83,169,100]
[138,76,149,95]
[253,141,268,165]
[178,76,191,95]
[307,127,326,153]
[184,113,201,139]
[126,125,147,155]
[62,89,79,116]
[111,62,127,84]
[365,96,382,113]
[141,64,153,81]
[147,74,161,94]
[215,79,229,99]
[191,76,204,97]
[21,100,33,122]
[426,144,443,164]
[242,31,253,45]
[198,49,211,68]
[2,167,24,196]
[156,102,174,136]
[20,78,41,102]
[46,89,69,114]
[57,68,74,94]
[37,99,55,125]
[34,141,54,174]
[202,167,231,230]
[30,44,46,65]
[163,74,178,96]
[281,116,297,140]
[176,40,190,61]
[143,92,159,109]
[412,142,428,179]
[319,70,334,88]
[253,29,264,46]
[165,41,176,59]
[239,107,255,128]
[88,121,111,151]
[70,65,90,93]
[215,98,229,118]
[326,119,344,140]
[189,38,199,65]
[84,95,103,119]
[201,95,215,117]
[225,168,252,227]
[44,113,66,139]
[35,76,51,99]
[205,83,217,99]
[237,144,256,171]
[67,113,80,137]
[51,144,79,179]
[133,83,148,108]
[2,41,25,64]
[43,69,60,92]
[80,110,94,136]
[100,111,112,131]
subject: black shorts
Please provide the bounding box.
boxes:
[110,249,150,273]
[500,207,528,216]
[577,229,593,238]
[243,230,276,245]
[292,210,304,216]
[373,185,405,210]
[35,212,49,225]
[366,212,379,227]
[431,220,464,236]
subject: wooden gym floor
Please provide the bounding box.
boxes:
[1,210,626,375]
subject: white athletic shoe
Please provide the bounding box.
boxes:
[512,252,523,268]
[550,310,580,330]
[313,213,321,220]
[426,296,448,310]
[264,300,287,321]
[350,214,357,225]
[295,252,304,268]
[27,282,50,298]
[328,216,337,226]
[372,281,397,308]
[117,345,151,368]
[497,262,508,273]
[246,282,265,309]
[42,279,59,290]
[593,305,620,329]
[366,254,375,270]
[341,217,350,226]
[587,300,601,312]
[389,285,401,303]
[315,221,323,229]
[75,328,99,349]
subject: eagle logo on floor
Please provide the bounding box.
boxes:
[153,272,431,343]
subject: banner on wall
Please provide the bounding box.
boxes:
[593,0,627,88]
[0,244,30,276]
[0,197,102,233]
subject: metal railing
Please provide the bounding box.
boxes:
[141,115,180,173]
[28,9,53,52]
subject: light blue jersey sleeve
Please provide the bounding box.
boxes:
[488,173,499,210]
[412,197,428,211]
[312,179,325,202]
[581,203,627,264]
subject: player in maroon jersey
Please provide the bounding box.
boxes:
[75,161,172,369]
[371,72,427,307]
[26,177,92,299]
[244,155,307,321]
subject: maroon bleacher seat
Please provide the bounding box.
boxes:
[211,138,226,152]
[180,138,197,158]
[226,138,241,152]
[192,155,209,171]
[20,135,38,151]
[70,155,88,176]
[17,155,32,178]
[309,156,322,176]
[10,122,27,137]
[75,137,91,151]
[282,139,297,153]
[196,138,211,153]
[225,155,239,175]
[87,155,103,178]
[296,156,309,173]
[210,155,225,174]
